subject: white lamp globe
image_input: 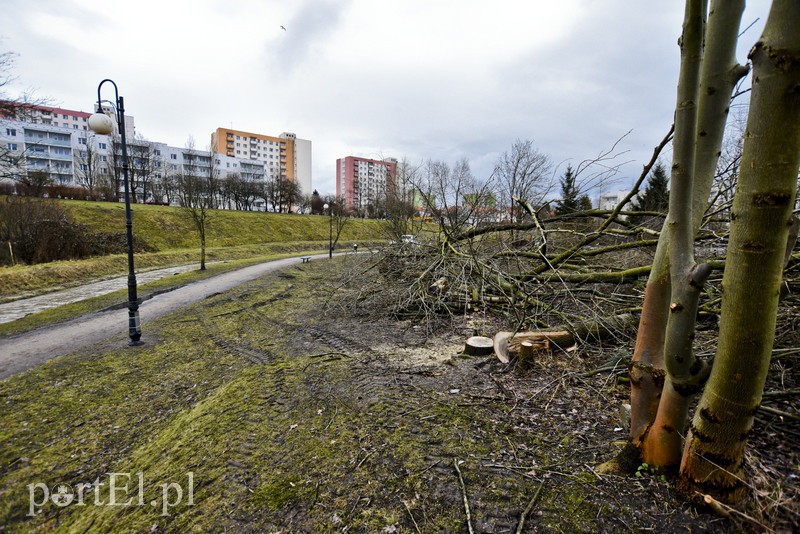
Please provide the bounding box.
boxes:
[88,112,115,135]
[323,203,329,210]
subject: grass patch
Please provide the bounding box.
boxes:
[65,199,387,251]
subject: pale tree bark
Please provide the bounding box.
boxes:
[679,0,800,502]
[629,0,748,462]
[641,0,710,470]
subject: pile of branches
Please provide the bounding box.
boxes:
[341,164,799,341]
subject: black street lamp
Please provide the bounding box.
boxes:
[323,202,332,259]
[88,79,143,346]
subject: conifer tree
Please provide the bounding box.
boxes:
[555,164,580,215]
[628,163,669,225]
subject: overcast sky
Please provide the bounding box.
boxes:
[2,0,771,198]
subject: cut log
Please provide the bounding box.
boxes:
[463,336,494,356]
[494,330,566,363]
[493,313,637,363]
[493,332,513,363]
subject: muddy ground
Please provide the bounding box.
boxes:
[0,256,797,532]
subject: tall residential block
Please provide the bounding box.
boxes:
[211,127,312,196]
[336,156,397,213]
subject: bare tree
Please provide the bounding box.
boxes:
[126,133,156,203]
[679,0,800,502]
[494,140,552,223]
[177,138,218,270]
[322,195,350,253]
[0,50,49,187]
[0,50,45,121]
[627,0,751,473]
[74,137,102,198]
[413,158,495,241]
[264,173,301,213]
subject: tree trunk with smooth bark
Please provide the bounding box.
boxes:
[629,0,748,467]
[679,0,800,501]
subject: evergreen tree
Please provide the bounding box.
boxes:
[629,163,669,225]
[578,194,593,211]
[555,164,580,215]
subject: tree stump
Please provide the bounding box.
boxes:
[463,336,494,356]
[518,339,549,371]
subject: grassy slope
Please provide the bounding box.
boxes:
[1,199,388,297]
[65,200,386,250]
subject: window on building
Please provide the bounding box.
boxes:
[154,149,161,156]
[5,128,16,136]
[171,164,177,170]
[171,154,177,160]
[101,155,107,162]
[8,143,18,151]
[62,114,68,119]
[99,142,107,149]
[78,137,86,145]
[80,164,88,171]
[73,125,78,129]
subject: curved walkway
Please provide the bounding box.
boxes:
[0,253,330,380]
[0,263,215,324]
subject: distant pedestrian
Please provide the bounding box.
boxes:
[353,244,358,253]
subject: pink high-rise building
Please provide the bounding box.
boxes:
[336,156,397,213]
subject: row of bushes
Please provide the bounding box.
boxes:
[0,197,154,266]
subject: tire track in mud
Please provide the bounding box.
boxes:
[200,292,543,532]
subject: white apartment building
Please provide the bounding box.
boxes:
[0,105,291,209]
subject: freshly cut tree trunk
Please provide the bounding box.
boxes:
[679,0,800,502]
[494,313,636,363]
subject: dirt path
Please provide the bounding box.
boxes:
[0,254,326,379]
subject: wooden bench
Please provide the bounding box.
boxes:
[301,256,311,263]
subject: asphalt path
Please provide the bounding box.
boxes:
[0,262,214,324]
[0,253,329,380]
